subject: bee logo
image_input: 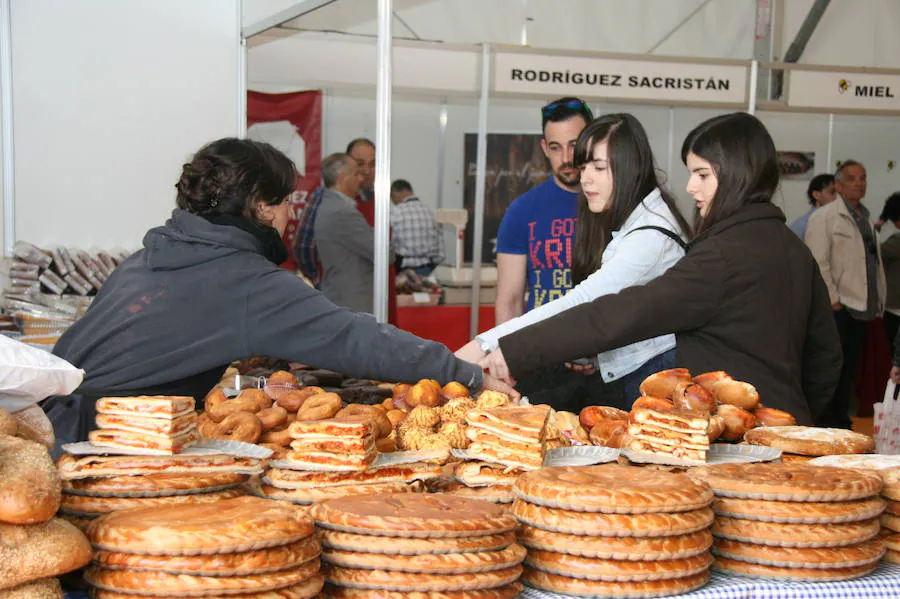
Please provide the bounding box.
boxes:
[838,79,850,93]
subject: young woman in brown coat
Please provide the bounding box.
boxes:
[479,113,841,425]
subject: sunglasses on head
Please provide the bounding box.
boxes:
[541,99,593,124]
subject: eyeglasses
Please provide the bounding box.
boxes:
[541,99,594,125]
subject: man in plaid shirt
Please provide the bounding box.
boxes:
[390,179,444,276]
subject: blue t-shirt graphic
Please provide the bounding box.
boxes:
[496,178,578,312]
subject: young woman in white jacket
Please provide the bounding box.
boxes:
[456,113,692,409]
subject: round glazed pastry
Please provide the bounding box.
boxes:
[518,526,713,560]
[513,464,713,514]
[336,405,392,439]
[589,420,629,449]
[321,543,527,574]
[511,500,715,537]
[319,530,517,555]
[62,473,250,498]
[744,426,876,457]
[406,381,442,408]
[711,516,881,547]
[753,407,797,427]
[522,567,708,598]
[630,396,675,411]
[276,387,325,412]
[688,463,883,502]
[92,578,324,599]
[711,379,760,410]
[712,536,885,568]
[61,487,245,517]
[671,382,717,414]
[259,424,293,447]
[203,388,228,413]
[712,556,878,582]
[320,563,522,592]
[88,496,315,555]
[578,406,629,430]
[268,370,300,386]
[440,382,470,401]
[310,493,518,538]
[692,371,732,392]
[715,404,756,441]
[638,368,693,399]
[238,389,273,411]
[297,392,343,421]
[711,496,886,524]
[204,411,262,444]
[207,397,262,422]
[324,584,523,599]
[256,406,289,431]
[524,550,713,582]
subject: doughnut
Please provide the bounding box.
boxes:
[198,412,218,438]
[337,405,392,439]
[207,398,261,423]
[259,424,293,447]
[297,392,342,421]
[276,386,325,412]
[267,370,299,386]
[238,388,273,410]
[204,388,228,413]
[205,411,262,444]
[386,409,407,428]
[441,381,470,401]
[406,381,441,408]
[375,437,398,453]
[256,406,289,431]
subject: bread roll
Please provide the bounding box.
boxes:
[753,407,797,427]
[630,396,675,411]
[10,406,55,450]
[712,379,760,411]
[0,436,60,525]
[0,577,62,598]
[0,519,91,590]
[578,406,628,430]
[638,368,692,399]
[716,404,756,441]
[589,420,629,448]
[671,382,717,414]
[0,408,16,437]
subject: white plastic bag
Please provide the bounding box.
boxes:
[0,334,84,413]
[875,380,900,455]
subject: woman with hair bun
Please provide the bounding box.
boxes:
[478,113,841,425]
[50,138,514,450]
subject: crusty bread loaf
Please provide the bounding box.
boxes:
[10,406,55,450]
[0,408,16,437]
[0,577,63,598]
[0,436,61,524]
[0,519,91,590]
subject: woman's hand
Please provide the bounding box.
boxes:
[482,373,521,403]
[891,365,900,385]
[479,348,515,386]
[455,339,487,363]
[566,359,597,376]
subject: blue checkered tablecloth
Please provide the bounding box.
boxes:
[519,563,900,599]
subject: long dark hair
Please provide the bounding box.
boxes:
[681,112,779,237]
[571,114,691,285]
[175,138,296,227]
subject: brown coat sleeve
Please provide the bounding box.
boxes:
[499,240,726,378]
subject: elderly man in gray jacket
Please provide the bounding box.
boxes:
[314,153,390,314]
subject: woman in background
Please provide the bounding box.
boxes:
[477,113,840,425]
[457,114,691,410]
[788,173,836,239]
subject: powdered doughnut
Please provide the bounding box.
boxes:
[257,406,289,431]
[206,411,262,444]
[276,386,325,412]
[298,392,343,421]
[238,388,273,410]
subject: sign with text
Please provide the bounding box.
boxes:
[788,70,900,112]
[493,52,748,105]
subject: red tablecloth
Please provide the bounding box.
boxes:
[396,306,496,351]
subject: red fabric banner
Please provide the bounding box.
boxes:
[247,90,322,270]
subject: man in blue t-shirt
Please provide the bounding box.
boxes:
[495,97,592,322]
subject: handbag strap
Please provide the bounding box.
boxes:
[626,225,689,252]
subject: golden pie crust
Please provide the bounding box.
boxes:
[320,530,516,555]
[263,464,443,490]
[0,578,63,599]
[440,484,514,504]
[712,516,881,547]
[94,536,321,576]
[521,567,709,598]
[252,482,424,506]
[61,487,245,516]
[62,472,248,497]
[711,496,886,524]
[56,453,263,480]
[91,575,323,599]
[780,453,815,464]
[322,582,523,599]
[886,500,900,516]
[713,556,878,581]
[712,537,885,568]
[85,560,320,596]
[514,465,712,513]
[322,543,525,574]
[512,499,714,537]
[885,549,900,564]
[321,564,522,591]
[687,463,883,501]
[89,496,315,555]
[744,426,875,456]
[881,513,900,532]
[525,549,712,582]
[519,526,713,560]
[88,428,200,455]
[879,468,900,500]
[310,494,518,538]
[58,511,95,534]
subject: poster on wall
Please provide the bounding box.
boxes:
[247,90,322,270]
[776,151,816,180]
[463,133,550,263]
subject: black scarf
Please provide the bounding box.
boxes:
[203,214,288,265]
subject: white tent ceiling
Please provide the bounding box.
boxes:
[247,0,900,68]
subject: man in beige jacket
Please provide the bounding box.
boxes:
[806,160,886,429]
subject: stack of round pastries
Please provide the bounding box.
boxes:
[312,493,524,597]
[59,470,250,533]
[83,496,323,598]
[744,425,875,463]
[512,464,715,597]
[689,463,886,581]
